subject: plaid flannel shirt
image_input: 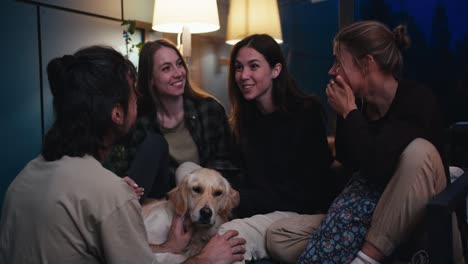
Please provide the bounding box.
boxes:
[104,95,236,182]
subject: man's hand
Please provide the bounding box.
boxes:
[150,214,192,254]
[185,230,246,264]
[123,176,144,199]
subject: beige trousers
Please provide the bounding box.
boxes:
[218,211,299,263]
[266,138,464,263]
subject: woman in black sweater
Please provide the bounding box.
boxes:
[266,21,463,264]
[217,33,339,263]
[227,34,337,218]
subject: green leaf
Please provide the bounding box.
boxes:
[128,21,136,34]
[121,19,139,56]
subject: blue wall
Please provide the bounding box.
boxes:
[280,0,338,108]
[0,0,134,210]
[278,0,339,133]
[356,0,468,126]
[0,1,42,208]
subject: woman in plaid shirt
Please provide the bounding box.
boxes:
[105,39,235,203]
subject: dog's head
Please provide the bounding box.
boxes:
[168,167,239,226]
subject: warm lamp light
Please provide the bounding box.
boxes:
[226,0,283,45]
[152,0,220,57]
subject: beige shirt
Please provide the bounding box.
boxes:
[0,155,155,264]
[161,120,200,165]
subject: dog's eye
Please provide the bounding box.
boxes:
[193,187,202,193]
[213,191,223,197]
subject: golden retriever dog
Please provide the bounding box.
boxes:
[142,162,239,261]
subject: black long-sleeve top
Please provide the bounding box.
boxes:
[234,98,337,217]
[335,80,447,191]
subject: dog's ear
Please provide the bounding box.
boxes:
[219,179,240,217]
[167,184,188,216]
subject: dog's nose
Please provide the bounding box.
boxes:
[200,207,212,219]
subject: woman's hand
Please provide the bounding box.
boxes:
[123,176,144,199]
[326,75,357,119]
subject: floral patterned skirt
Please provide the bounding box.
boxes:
[298,176,380,264]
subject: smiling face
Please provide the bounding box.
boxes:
[328,44,367,96]
[234,47,281,106]
[151,46,186,98]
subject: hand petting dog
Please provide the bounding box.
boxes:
[142,162,243,263]
[188,230,246,264]
[123,176,144,199]
[149,215,192,254]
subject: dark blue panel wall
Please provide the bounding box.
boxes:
[0,1,42,208]
[356,0,468,125]
[0,1,127,213]
[278,0,339,133]
[279,0,339,107]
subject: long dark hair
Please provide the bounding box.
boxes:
[228,34,316,141]
[42,46,136,161]
[137,39,209,116]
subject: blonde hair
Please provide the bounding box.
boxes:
[334,21,411,77]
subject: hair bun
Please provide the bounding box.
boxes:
[393,25,411,51]
[47,55,79,97]
[46,55,73,97]
[61,55,76,66]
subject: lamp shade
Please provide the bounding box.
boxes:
[226,0,283,45]
[152,0,220,34]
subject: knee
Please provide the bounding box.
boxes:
[398,138,445,185]
[401,138,433,161]
[401,138,440,167]
[265,224,289,263]
[265,221,280,251]
[265,218,309,264]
